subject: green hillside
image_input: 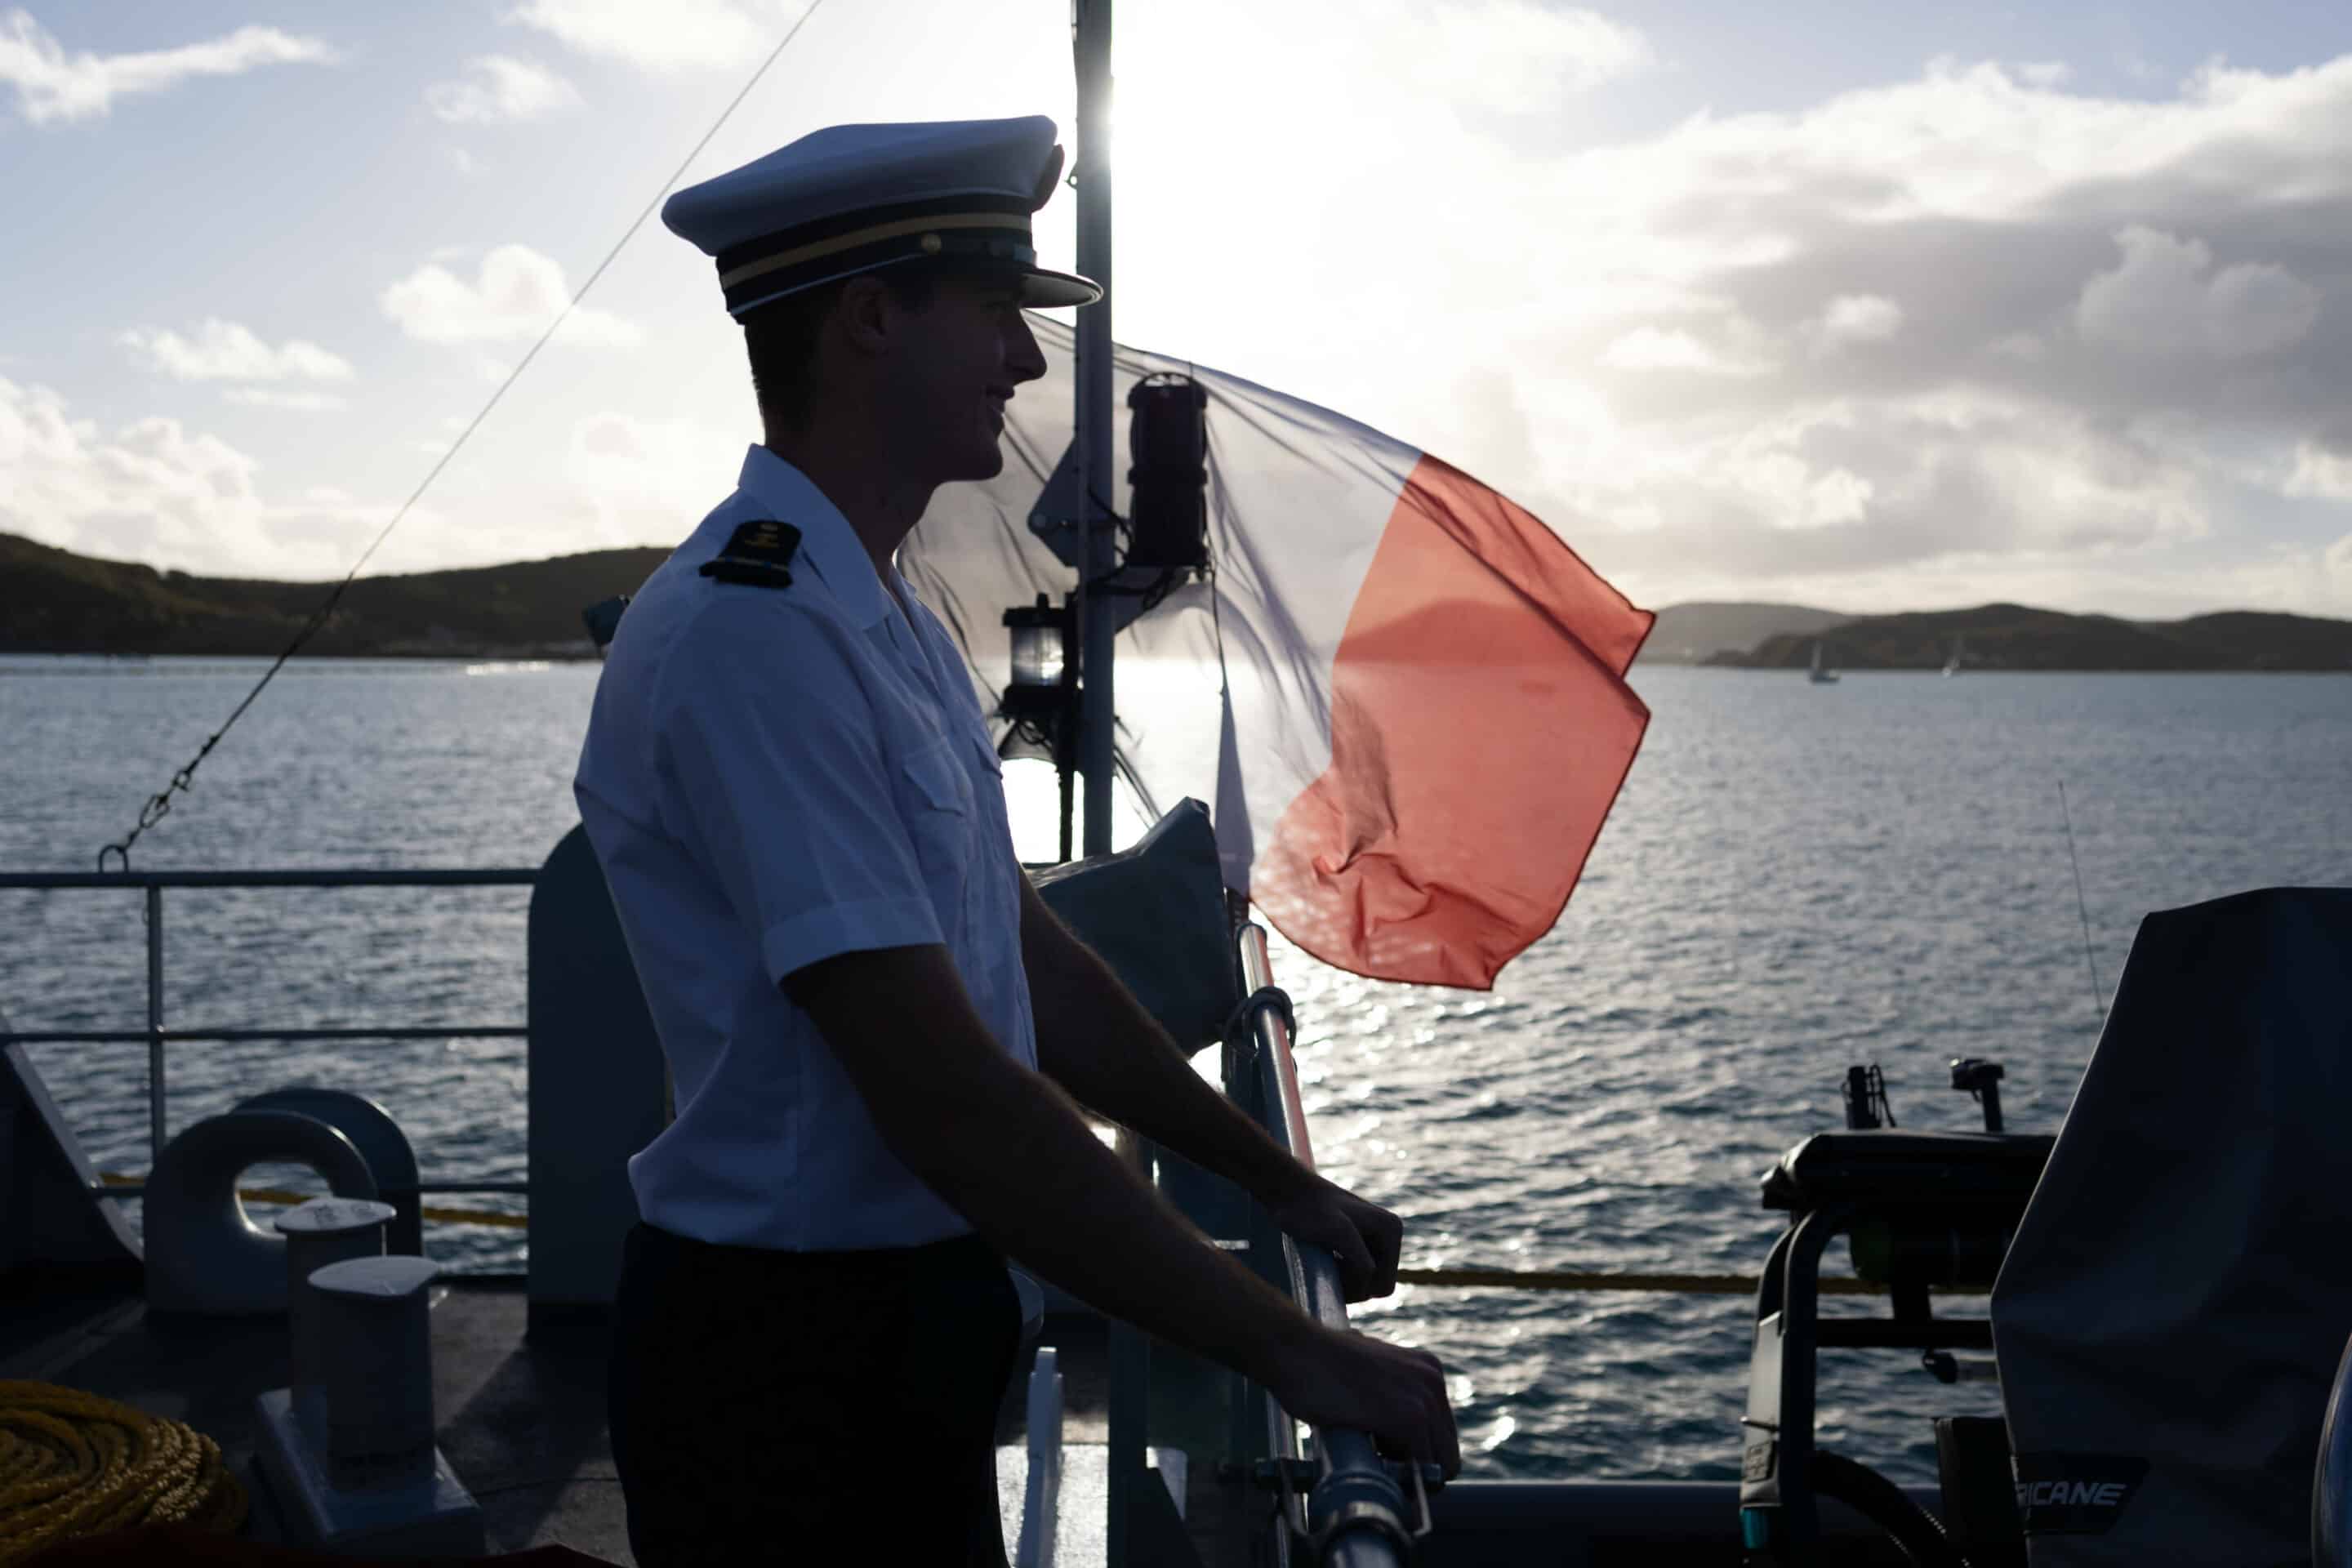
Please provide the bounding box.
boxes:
[0,532,670,658]
[7,534,2349,670]
[1721,603,2352,672]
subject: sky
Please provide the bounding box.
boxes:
[4,0,2352,618]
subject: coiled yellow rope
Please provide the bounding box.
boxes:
[0,1383,246,1565]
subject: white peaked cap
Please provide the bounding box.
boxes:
[662,115,1102,318]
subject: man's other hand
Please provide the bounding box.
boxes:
[1267,1179,1404,1301]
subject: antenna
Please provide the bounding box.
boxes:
[2057,777,2103,1014]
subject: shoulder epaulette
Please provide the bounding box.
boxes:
[699,519,801,589]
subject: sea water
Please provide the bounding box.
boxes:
[3,656,2347,1482]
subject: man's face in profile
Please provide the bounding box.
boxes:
[883,273,1049,487]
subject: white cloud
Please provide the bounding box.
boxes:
[1598,327,1763,376]
[1103,29,2352,615]
[2285,442,2352,501]
[505,0,774,74]
[0,377,252,533]
[0,376,481,577]
[1567,390,2221,608]
[1814,294,1904,352]
[0,9,336,125]
[1557,56,2352,230]
[2076,226,2322,358]
[379,244,640,348]
[2,376,270,568]
[225,389,349,413]
[1415,2,1650,109]
[425,55,579,123]
[118,319,354,384]
[17,4,2352,617]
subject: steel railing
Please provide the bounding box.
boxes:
[4,871,1426,1557]
[0,867,537,1196]
[1236,922,1424,1567]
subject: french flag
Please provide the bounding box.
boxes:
[905,319,1652,990]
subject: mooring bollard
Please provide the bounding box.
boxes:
[309,1254,443,1490]
[277,1197,394,1444]
[253,1251,483,1556]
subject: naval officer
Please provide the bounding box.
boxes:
[574,116,1458,1565]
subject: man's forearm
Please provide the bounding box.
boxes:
[792,945,1313,1384]
[1029,917,1319,1207]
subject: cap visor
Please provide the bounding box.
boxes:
[1019,268,1103,308]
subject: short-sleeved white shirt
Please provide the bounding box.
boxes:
[573,445,1036,1251]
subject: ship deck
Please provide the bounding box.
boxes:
[5,1270,1233,1566]
[7,1267,1948,1566]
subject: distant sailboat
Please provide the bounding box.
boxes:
[1943,634,1964,677]
[1809,639,1840,684]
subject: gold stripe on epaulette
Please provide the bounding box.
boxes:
[719,212,1032,289]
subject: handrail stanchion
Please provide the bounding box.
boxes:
[1237,924,1416,1567]
[1107,1129,1153,1567]
[146,884,165,1168]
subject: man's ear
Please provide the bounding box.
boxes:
[835,275,896,359]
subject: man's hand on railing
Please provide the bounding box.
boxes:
[1267,1177,1404,1301]
[1268,1324,1463,1479]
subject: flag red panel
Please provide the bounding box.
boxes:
[1253,456,1653,988]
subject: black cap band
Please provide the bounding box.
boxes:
[715,193,1036,316]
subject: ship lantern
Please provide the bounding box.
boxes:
[1000,594,1073,724]
[1124,374,1210,572]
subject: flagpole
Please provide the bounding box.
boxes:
[1074,0,1116,859]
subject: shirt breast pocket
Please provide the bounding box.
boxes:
[895,739,973,928]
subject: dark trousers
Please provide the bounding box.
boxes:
[608,1222,1022,1566]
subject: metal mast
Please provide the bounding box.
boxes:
[1073,0,1116,857]
[1070,23,1153,1568]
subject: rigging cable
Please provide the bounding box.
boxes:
[1199,368,1247,903]
[2056,776,2103,1014]
[94,0,830,872]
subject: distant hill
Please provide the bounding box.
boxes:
[1719,603,2352,672]
[7,534,2347,671]
[0,532,670,658]
[1636,601,1848,664]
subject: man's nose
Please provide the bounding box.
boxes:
[1005,311,1047,385]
